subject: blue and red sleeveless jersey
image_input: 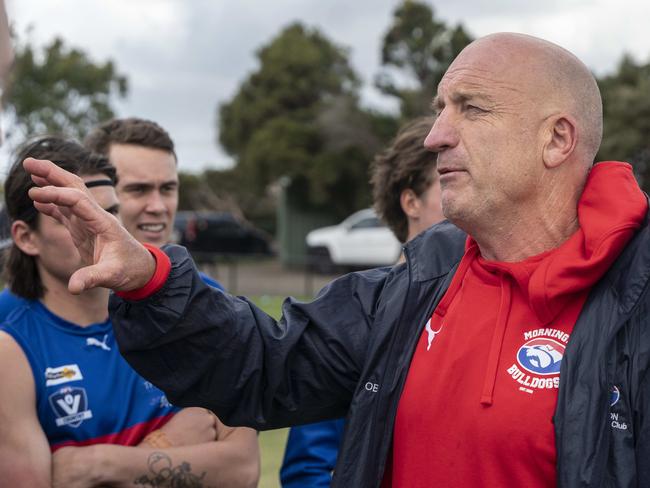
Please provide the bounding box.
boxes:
[0,301,179,452]
[0,271,221,323]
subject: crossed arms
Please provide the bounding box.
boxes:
[0,330,259,488]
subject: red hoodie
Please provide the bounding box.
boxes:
[383,162,647,487]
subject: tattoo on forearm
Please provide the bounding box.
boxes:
[134,452,209,487]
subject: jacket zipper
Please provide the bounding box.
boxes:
[368,247,458,486]
[367,250,413,486]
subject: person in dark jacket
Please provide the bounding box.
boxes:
[23,32,650,487]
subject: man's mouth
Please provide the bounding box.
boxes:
[138,223,166,233]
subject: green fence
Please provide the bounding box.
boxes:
[276,177,338,267]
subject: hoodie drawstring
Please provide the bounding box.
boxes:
[430,243,514,406]
[480,276,512,406]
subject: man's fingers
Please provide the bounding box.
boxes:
[33,202,70,226]
[31,175,49,187]
[35,202,73,225]
[23,157,86,190]
[33,201,58,218]
[28,186,105,226]
[29,186,85,207]
[68,269,89,295]
[69,263,113,294]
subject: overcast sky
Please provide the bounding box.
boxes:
[4,0,650,173]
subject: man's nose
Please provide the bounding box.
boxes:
[424,110,458,153]
[145,191,167,214]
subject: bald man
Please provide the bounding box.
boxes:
[24,33,650,487]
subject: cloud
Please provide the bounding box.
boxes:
[4,0,650,172]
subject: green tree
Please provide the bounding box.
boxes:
[376,0,472,118]
[2,33,128,140]
[218,23,389,217]
[598,54,650,189]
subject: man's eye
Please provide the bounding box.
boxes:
[466,104,486,114]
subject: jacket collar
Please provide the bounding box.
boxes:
[403,220,466,283]
[601,202,650,316]
[403,202,650,302]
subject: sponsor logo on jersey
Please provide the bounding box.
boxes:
[49,386,93,428]
[507,328,568,394]
[45,364,83,386]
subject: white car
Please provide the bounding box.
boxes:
[306,208,401,271]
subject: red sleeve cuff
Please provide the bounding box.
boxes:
[115,243,172,301]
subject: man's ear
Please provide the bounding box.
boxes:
[542,114,578,169]
[400,189,420,219]
[11,220,39,257]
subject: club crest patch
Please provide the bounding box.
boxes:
[49,386,93,428]
[507,328,569,394]
[609,385,628,431]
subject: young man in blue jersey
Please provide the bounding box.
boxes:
[0,137,259,487]
[280,116,444,487]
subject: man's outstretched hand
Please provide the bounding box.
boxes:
[24,157,156,294]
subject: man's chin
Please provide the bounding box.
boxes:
[135,231,169,248]
[441,195,472,228]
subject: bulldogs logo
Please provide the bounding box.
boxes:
[517,338,565,375]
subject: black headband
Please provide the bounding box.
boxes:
[84,179,115,188]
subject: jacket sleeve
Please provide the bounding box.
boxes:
[109,245,391,430]
[280,419,345,488]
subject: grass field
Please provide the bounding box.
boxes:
[258,428,289,487]
[250,295,308,487]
